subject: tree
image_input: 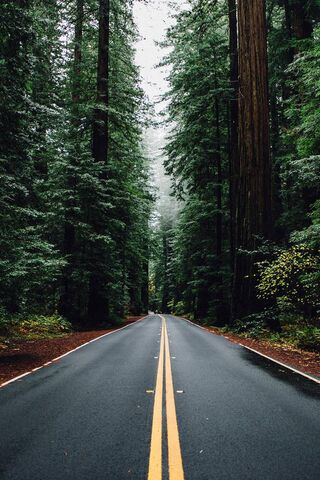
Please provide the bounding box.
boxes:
[161,0,231,322]
[59,0,84,322]
[0,0,152,327]
[232,0,273,320]
[228,0,238,265]
[87,0,111,324]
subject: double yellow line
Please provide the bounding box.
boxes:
[148,315,185,480]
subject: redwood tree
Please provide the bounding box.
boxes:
[87,0,110,324]
[232,0,273,320]
[59,0,84,322]
[228,0,238,266]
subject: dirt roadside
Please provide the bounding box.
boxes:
[201,323,320,379]
[0,316,145,385]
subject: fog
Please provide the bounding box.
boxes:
[133,0,184,223]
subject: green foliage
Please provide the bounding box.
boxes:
[232,312,270,339]
[257,246,320,317]
[0,0,152,328]
[0,314,72,343]
[285,27,320,158]
[293,326,320,352]
[0,314,11,336]
[12,315,72,339]
[153,0,231,322]
[230,317,320,352]
[0,0,319,336]
[171,301,185,317]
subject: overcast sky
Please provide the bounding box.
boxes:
[133,1,185,219]
[133,0,174,113]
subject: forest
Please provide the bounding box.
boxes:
[0,0,319,351]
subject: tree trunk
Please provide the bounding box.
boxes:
[215,98,222,263]
[92,0,110,164]
[228,0,238,268]
[141,248,149,314]
[87,0,110,324]
[232,0,273,320]
[161,232,169,313]
[215,97,224,323]
[290,1,313,40]
[59,0,84,322]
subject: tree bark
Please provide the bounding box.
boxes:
[215,98,222,263]
[161,231,170,313]
[232,0,273,320]
[290,1,313,40]
[228,0,238,268]
[215,96,225,323]
[141,245,149,314]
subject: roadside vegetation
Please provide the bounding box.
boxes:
[0,316,72,348]
[0,0,152,340]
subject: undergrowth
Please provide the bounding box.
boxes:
[0,315,72,343]
[225,310,320,353]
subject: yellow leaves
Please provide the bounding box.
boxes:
[256,245,320,308]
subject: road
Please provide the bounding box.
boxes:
[0,314,319,480]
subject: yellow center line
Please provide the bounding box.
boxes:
[163,316,185,480]
[148,315,185,480]
[148,318,165,480]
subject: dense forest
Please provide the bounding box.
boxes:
[0,0,319,349]
[150,0,320,348]
[0,0,151,330]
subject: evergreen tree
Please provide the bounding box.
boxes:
[232,0,273,321]
[160,0,231,322]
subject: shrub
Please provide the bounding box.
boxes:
[294,327,320,352]
[172,301,186,316]
[0,316,11,336]
[13,315,72,339]
[257,245,320,318]
[232,311,270,339]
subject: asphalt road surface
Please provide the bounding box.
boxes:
[0,314,319,480]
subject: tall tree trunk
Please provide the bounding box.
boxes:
[87,0,110,324]
[92,0,110,163]
[59,0,84,322]
[141,243,149,314]
[215,98,222,263]
[290,1,313,40]
[72,0,83,115]
[215,97,224,324]
[232,0,273,320]
[161,233,169,313]
[228,0,238,269]
[283,0,295,64]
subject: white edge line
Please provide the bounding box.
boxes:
[177,315,320,385]
[0,316,148,389]
[239,344,320,385]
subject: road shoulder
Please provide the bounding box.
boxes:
[0,316,145,386]
[179,316,320,382]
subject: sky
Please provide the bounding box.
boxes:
[133,0,173,113]
[133,0,182,218]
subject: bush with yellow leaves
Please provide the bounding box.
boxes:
[257,245,320,319]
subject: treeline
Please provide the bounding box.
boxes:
[151,0,320,332]
[0,0,151,327]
